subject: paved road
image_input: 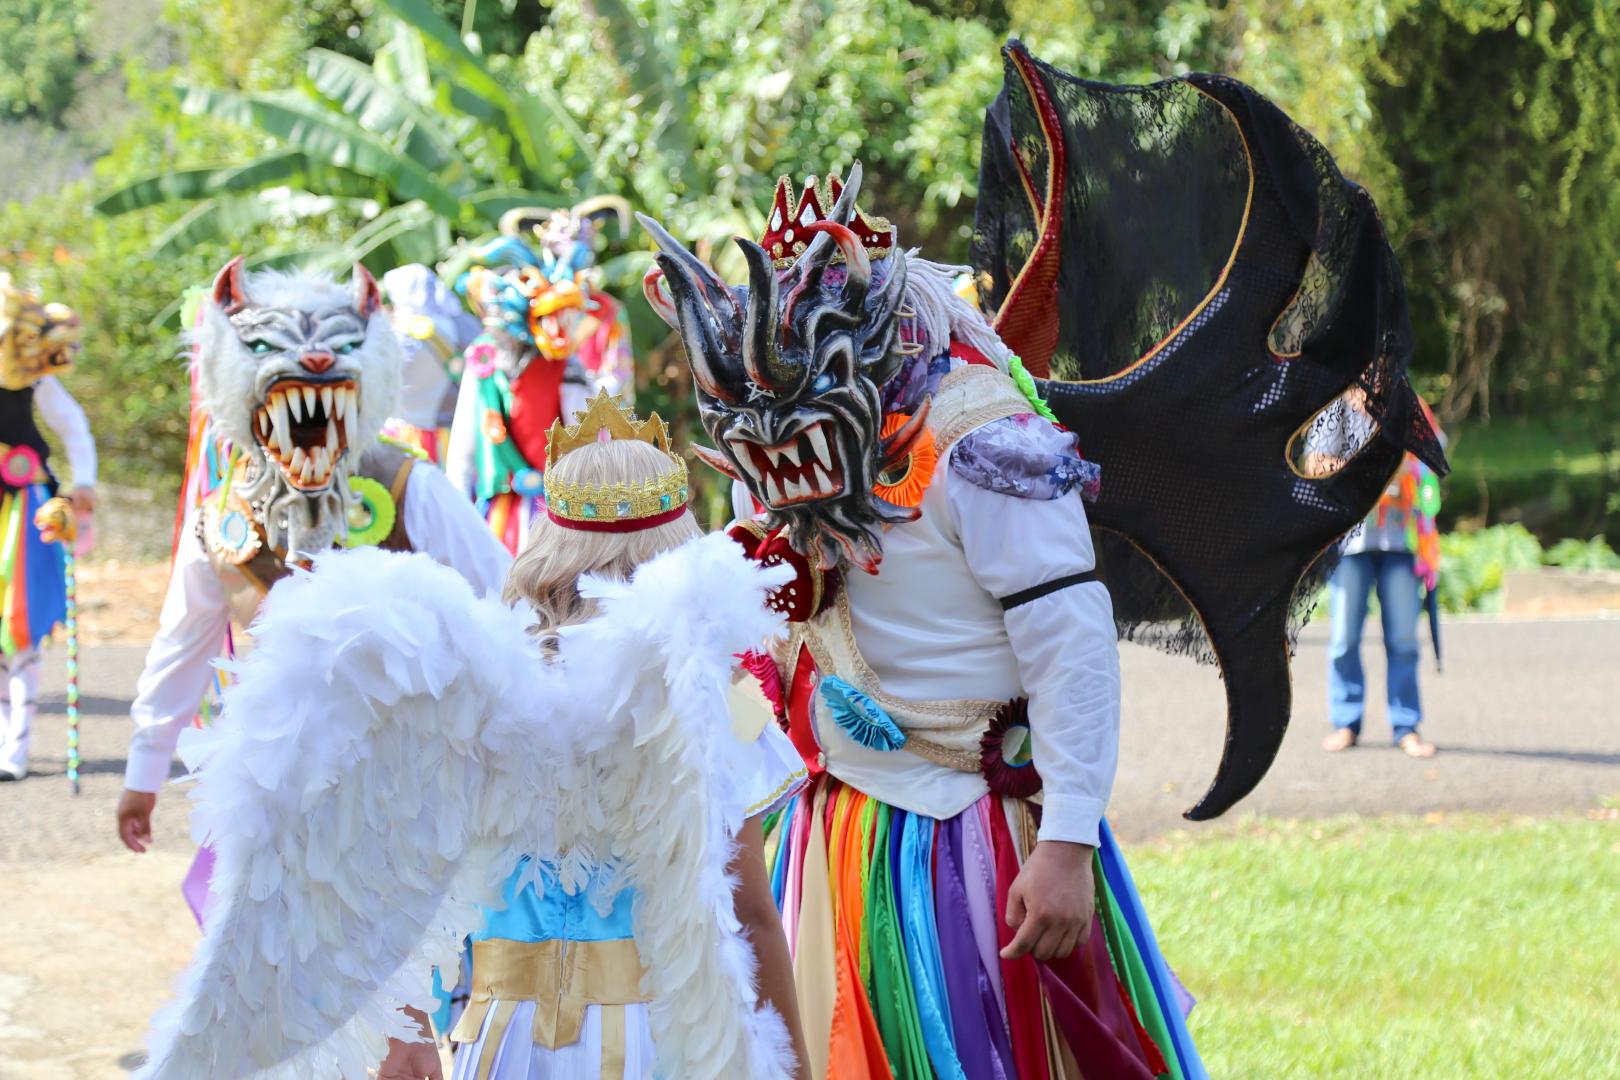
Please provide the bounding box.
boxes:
[8,616,1619,857]
[1,618,1617,1077]
[1110,615,1620,840]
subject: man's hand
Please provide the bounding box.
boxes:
[116,788,157,853]
[69,486,96,515]
[1001,839,1096,962]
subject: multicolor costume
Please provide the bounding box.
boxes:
[123,259,509,825]
[638,41,1443,1079]
[134,394,806,1080]
[381,264,482,463]
[0,278,95,781]
[446,201,634,551]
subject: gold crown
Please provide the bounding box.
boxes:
[543,389,690,525]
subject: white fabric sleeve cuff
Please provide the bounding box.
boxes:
[124,724,182,792]
[1035,793,1106,848]
[741,723,810,822]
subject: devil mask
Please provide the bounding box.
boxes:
[640,164,932,573]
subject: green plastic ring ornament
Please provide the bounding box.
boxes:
[1417,472,1442,518]
[343,475,397,547]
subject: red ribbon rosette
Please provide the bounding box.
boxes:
[0,445,41,488]
[980,697,1043,798]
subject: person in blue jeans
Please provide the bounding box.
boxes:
[1323,498,1438,757]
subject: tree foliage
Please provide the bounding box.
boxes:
[0,0,92,124]
[0,0,1612,503]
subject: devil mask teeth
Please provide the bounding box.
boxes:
[640,163,916,572]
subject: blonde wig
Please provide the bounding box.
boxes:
[504,438,701,643]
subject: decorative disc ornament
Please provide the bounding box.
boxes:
[202,496,264,565]
[872,412,937,509]
[0,445,41,488]
[1416,469,1442,519]
[482,409,509,445]
[980,697,1042,798]
[511,467,545,498]
[343,476,396,548]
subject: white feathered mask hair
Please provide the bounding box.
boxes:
[192,258,402,556]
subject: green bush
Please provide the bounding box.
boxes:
[1432,525,1618,614]
[1436,524,1544,614]
[0,180,229,488]
[1542,536,1620,572]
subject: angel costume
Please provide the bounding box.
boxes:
[134,396,805,1080]
[123,259,510,806]
[446,202,635,552]
[438,393,807,1079]
[0,279,95,780]
[638,42,1442,1080]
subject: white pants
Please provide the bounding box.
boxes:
[0,648,41,776]
[451,999,655,1080]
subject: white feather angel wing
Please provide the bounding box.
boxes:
[137,536,796,1080]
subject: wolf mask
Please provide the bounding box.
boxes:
[193,257,401,558]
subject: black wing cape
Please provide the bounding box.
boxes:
[972,42,1447,820]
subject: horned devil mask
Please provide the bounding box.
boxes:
[640,164,929,573]
[194,258,400,558]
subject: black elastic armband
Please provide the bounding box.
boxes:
[998,570,1099,611]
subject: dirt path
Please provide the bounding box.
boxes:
[0,854,194,1080]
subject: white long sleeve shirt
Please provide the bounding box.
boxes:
[34,375,97,488]
[124,462,511,792]
[951,479,1119,847]
[749,454,1121,848]
[444,373,482,500]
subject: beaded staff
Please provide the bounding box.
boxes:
[34,495,82,794]
[63,550,79,795]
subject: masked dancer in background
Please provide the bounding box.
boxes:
[381,264,482,464]
[446,199,633,552]
[115,258,510,862]
[0,279,96,782]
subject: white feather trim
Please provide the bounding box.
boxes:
[138,536,796,1080]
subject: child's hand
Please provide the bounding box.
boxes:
[377,1037,443,1080]
[116,788,157,853]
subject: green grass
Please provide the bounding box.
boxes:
[1128,812,1620,1079]
[1445,416,1611,484]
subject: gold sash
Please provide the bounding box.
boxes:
[451,937,650,1080]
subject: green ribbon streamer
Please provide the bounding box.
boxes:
[472,371,535,501]
[863,802,932,1079]
[1097,854,1183,1080]
[1008,355,1058,423]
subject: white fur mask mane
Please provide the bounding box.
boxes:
[192,260,402,558]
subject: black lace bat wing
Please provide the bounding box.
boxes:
[972,42,1447,820]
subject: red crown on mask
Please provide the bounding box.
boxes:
[760,173,896,269]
